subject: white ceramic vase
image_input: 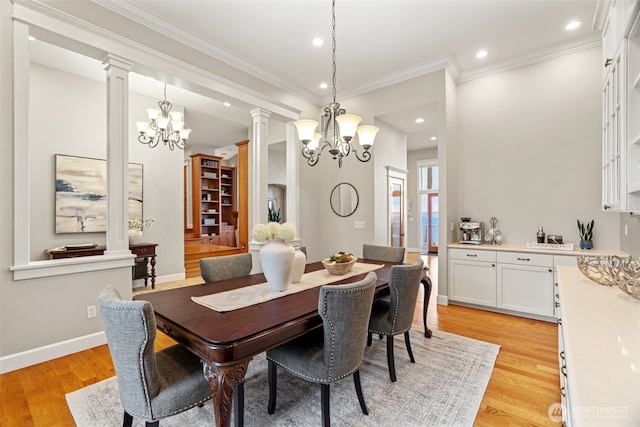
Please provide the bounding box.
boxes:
[260,239,295,292]
[289,248,307,283]
[129,229,142,244]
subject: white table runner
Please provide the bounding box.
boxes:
[192,262,384,312]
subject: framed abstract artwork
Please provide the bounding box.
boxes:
[55,154,143,233]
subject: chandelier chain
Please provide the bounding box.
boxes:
[331,0,337,103]
[292,0,378,168]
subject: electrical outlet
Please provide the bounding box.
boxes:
[354,221,365,229]
[86,305,96,319]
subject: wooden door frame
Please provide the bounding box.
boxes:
[386,166,407,248]
[427,192,438,253]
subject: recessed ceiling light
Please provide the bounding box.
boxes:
[476,50,488,59]
[566,21,581,31]
[223,102,231,107]
[430,136,437,141]
[415,118,425,124]
[320,82,328,89]
[312,37,323,47]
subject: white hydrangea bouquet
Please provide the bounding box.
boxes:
[251,222,296,242]
[128,217,155,231]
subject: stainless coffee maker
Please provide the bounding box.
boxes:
[458,218,484,244]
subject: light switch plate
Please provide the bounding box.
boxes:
[354,221,365,229]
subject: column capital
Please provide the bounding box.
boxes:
[250,108,271,119]
[102,53,133,72]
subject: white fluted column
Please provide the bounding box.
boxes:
[102,54,133,255]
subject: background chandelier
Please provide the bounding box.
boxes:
[293,0,379,168]
[136,83,191,151]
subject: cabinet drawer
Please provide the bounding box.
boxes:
[497,251,553,267]
[449,248,496,262]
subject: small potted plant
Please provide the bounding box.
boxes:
[577,219,594,250]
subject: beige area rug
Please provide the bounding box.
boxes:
[66,330,500,426]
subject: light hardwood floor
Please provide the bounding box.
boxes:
[0,253,561,426]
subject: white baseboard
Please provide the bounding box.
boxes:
[0,331,107,374]
[437,295,449,306]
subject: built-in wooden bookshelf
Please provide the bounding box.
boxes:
[190,154,236,241]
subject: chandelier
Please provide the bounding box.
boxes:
[293,0,379,168]
[136,83,191,151]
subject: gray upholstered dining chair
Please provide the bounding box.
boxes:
[367,258,424,382]
[265,272,377,427]
[199,252,252,282]
[362,243,405,263]
[98,285,212,427]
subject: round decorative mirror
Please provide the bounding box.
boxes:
[330,183,359,217]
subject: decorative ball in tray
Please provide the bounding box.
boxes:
[322,252,357,275]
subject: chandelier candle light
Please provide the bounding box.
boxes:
[136,83,191,151]
[293,0,379,168]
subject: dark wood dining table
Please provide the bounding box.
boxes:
[135,259,431,427]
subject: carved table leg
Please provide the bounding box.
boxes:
[150,255,157,289]
[203,359,250,427]
[421,275,433,338]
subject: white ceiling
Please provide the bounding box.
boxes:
[33,0,602,152]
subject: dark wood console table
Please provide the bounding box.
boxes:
[47,243,158,289]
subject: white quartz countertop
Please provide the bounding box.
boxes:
[557,266,640,426]
[447,242,628,258]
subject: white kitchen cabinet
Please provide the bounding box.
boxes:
[599,1,640,212]
[626,14,640,211]
[557,266,640,426]
[553,256,577,318]
[602,40,627,212]
[496,252,554,317]
[448,248,496,307]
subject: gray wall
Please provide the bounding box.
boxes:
[29,62,185,277]
[455,46,622,249]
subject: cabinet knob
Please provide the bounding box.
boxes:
[604,58,613,67]
[604,204,611,210]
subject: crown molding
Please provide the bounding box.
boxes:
[89,1,602,104]
[93,0,322,106]
[457,33,602,83]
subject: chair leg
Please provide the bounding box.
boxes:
[267,360,277,414]
[123,411,133,427]
[353,370,369,415]
[387,335,396,382]
[321,383,330,427]
[234,380,244,427]
[404,331,415,363]
[367,331,372,346]
[145,422,159,427]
